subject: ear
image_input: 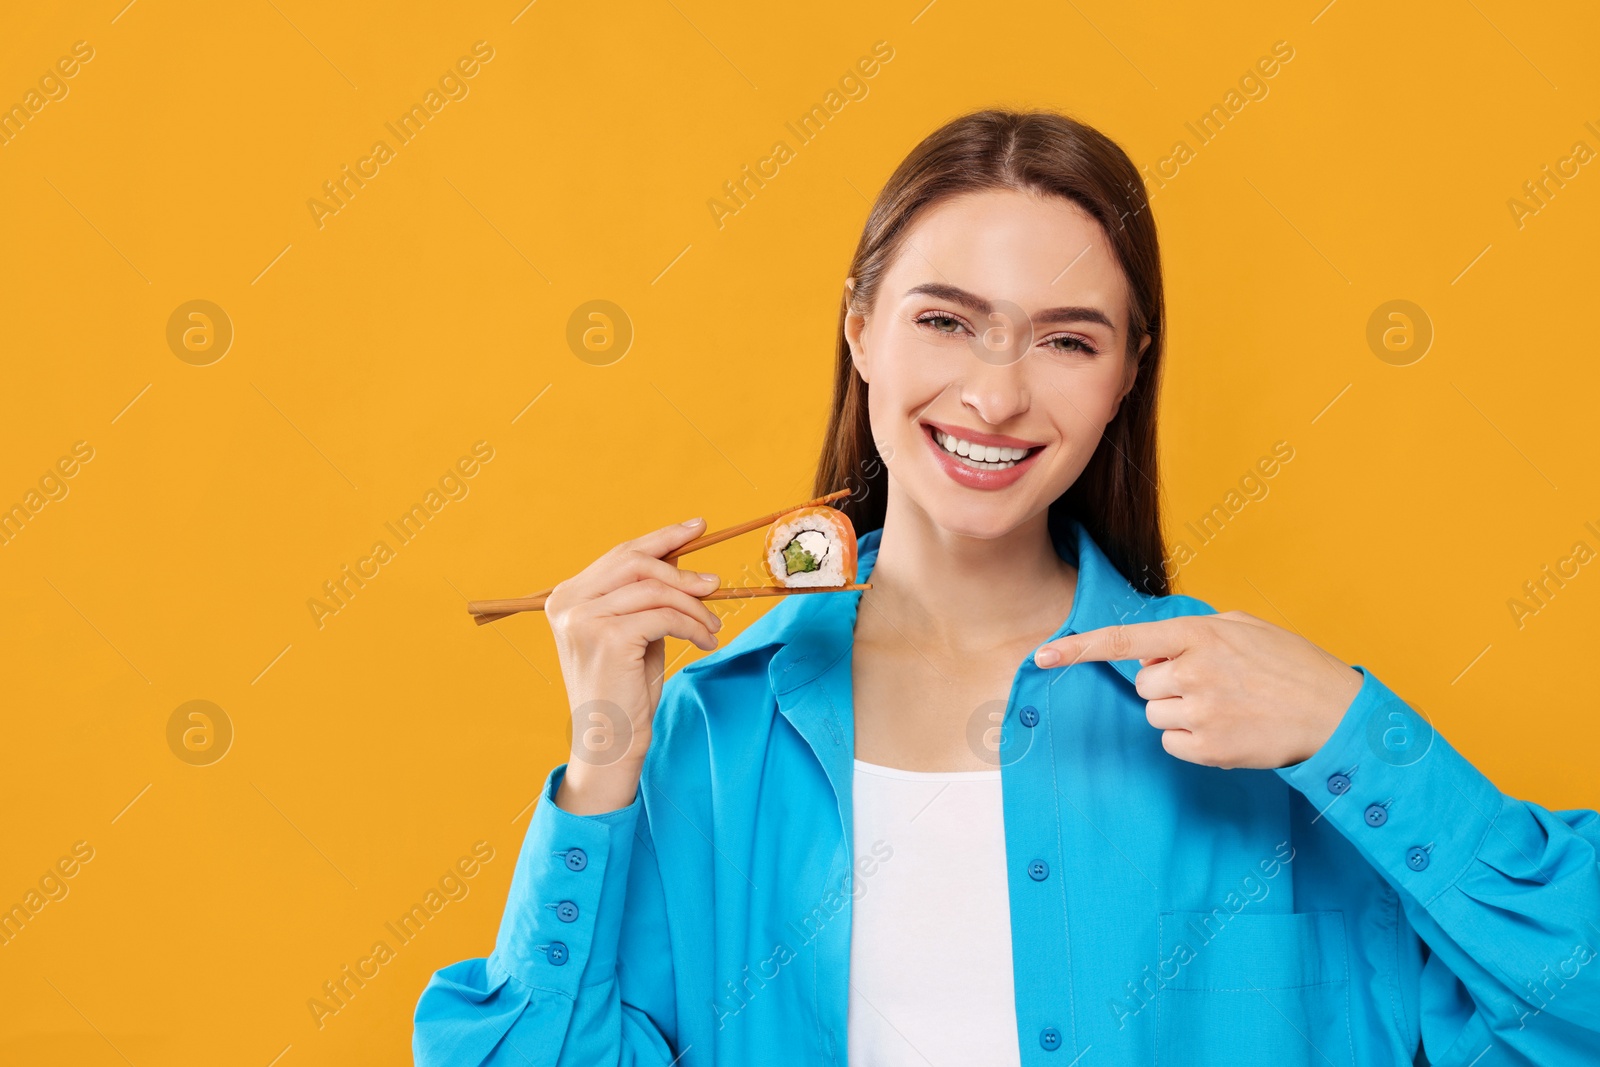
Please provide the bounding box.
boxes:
[1109,333,1149,420]
[1132,332,1151,388]
[844,276,870,383]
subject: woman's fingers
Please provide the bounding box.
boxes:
[1133,658,1183,701]
[622,515,710,564]
[1035,616,1200,669]
[629,607,720,652]
[1158,727,1202,764]
[1144,696,1188,732]
[584,578,722,650]
[583,549,721,604]
[558,518,720,603]
[598,574,723,637]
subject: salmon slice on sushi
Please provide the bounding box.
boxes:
[762,506,858,589]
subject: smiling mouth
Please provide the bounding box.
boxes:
[922,424,1043,471]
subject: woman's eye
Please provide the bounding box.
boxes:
[915,313,967,335]
[1045,334,1099,355]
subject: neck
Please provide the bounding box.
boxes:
[862,489,1077,651]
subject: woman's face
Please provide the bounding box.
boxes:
[845,187,1148,541]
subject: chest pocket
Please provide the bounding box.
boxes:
[1155,910,1354,1067]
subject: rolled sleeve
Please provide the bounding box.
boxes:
[1276,665,1506,904]
[489,763,643,997]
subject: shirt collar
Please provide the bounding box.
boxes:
[680,515,1152,691]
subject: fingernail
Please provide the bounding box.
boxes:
[683,516,704,526]
[1035,648,1060,667]
[698,571,718,583]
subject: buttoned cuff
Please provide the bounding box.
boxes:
[1276,665,1506,906]
[489,763,642,996]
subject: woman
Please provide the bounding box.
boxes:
[414,110,1600,1065]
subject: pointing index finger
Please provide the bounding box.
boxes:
[1034,617,1194,668]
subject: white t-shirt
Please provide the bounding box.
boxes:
[847,758,1022,1066]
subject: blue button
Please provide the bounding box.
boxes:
[1040,1026,1061,1051]
[1028,859,1049,881]
[556,900,579,922]
[1019,705,1039,728]
[1364,804,1388,827]
[1406,846,1429,871]
[564,848,588,871]
[548,941,569,966]
[1326,773,1351,795]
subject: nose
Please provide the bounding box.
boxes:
[960,349,1031,428]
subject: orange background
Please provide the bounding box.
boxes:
[3,1,1597,1063]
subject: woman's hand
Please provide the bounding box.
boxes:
[544,517,724,814]
[1032,610,1365,770]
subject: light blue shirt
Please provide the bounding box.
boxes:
[415,518,1600,1065]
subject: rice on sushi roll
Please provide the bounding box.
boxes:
[762,506,858,588]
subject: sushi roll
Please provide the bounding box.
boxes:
[762,506,858,588]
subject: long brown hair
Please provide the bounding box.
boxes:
[812,108,1171,596]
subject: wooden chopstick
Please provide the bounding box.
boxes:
[469,581,872,616]
[468,487,856,624]
[663,488,851,564]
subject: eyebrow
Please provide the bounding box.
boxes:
[904,283,1116,332]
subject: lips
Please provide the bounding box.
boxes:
[919,418,1043,451]
[919,422,1045,490]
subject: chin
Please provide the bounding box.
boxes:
[915,489,1035,541]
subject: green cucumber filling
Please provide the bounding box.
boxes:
[781,530,830,575]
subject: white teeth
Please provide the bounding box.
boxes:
[932,429,1035,470]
